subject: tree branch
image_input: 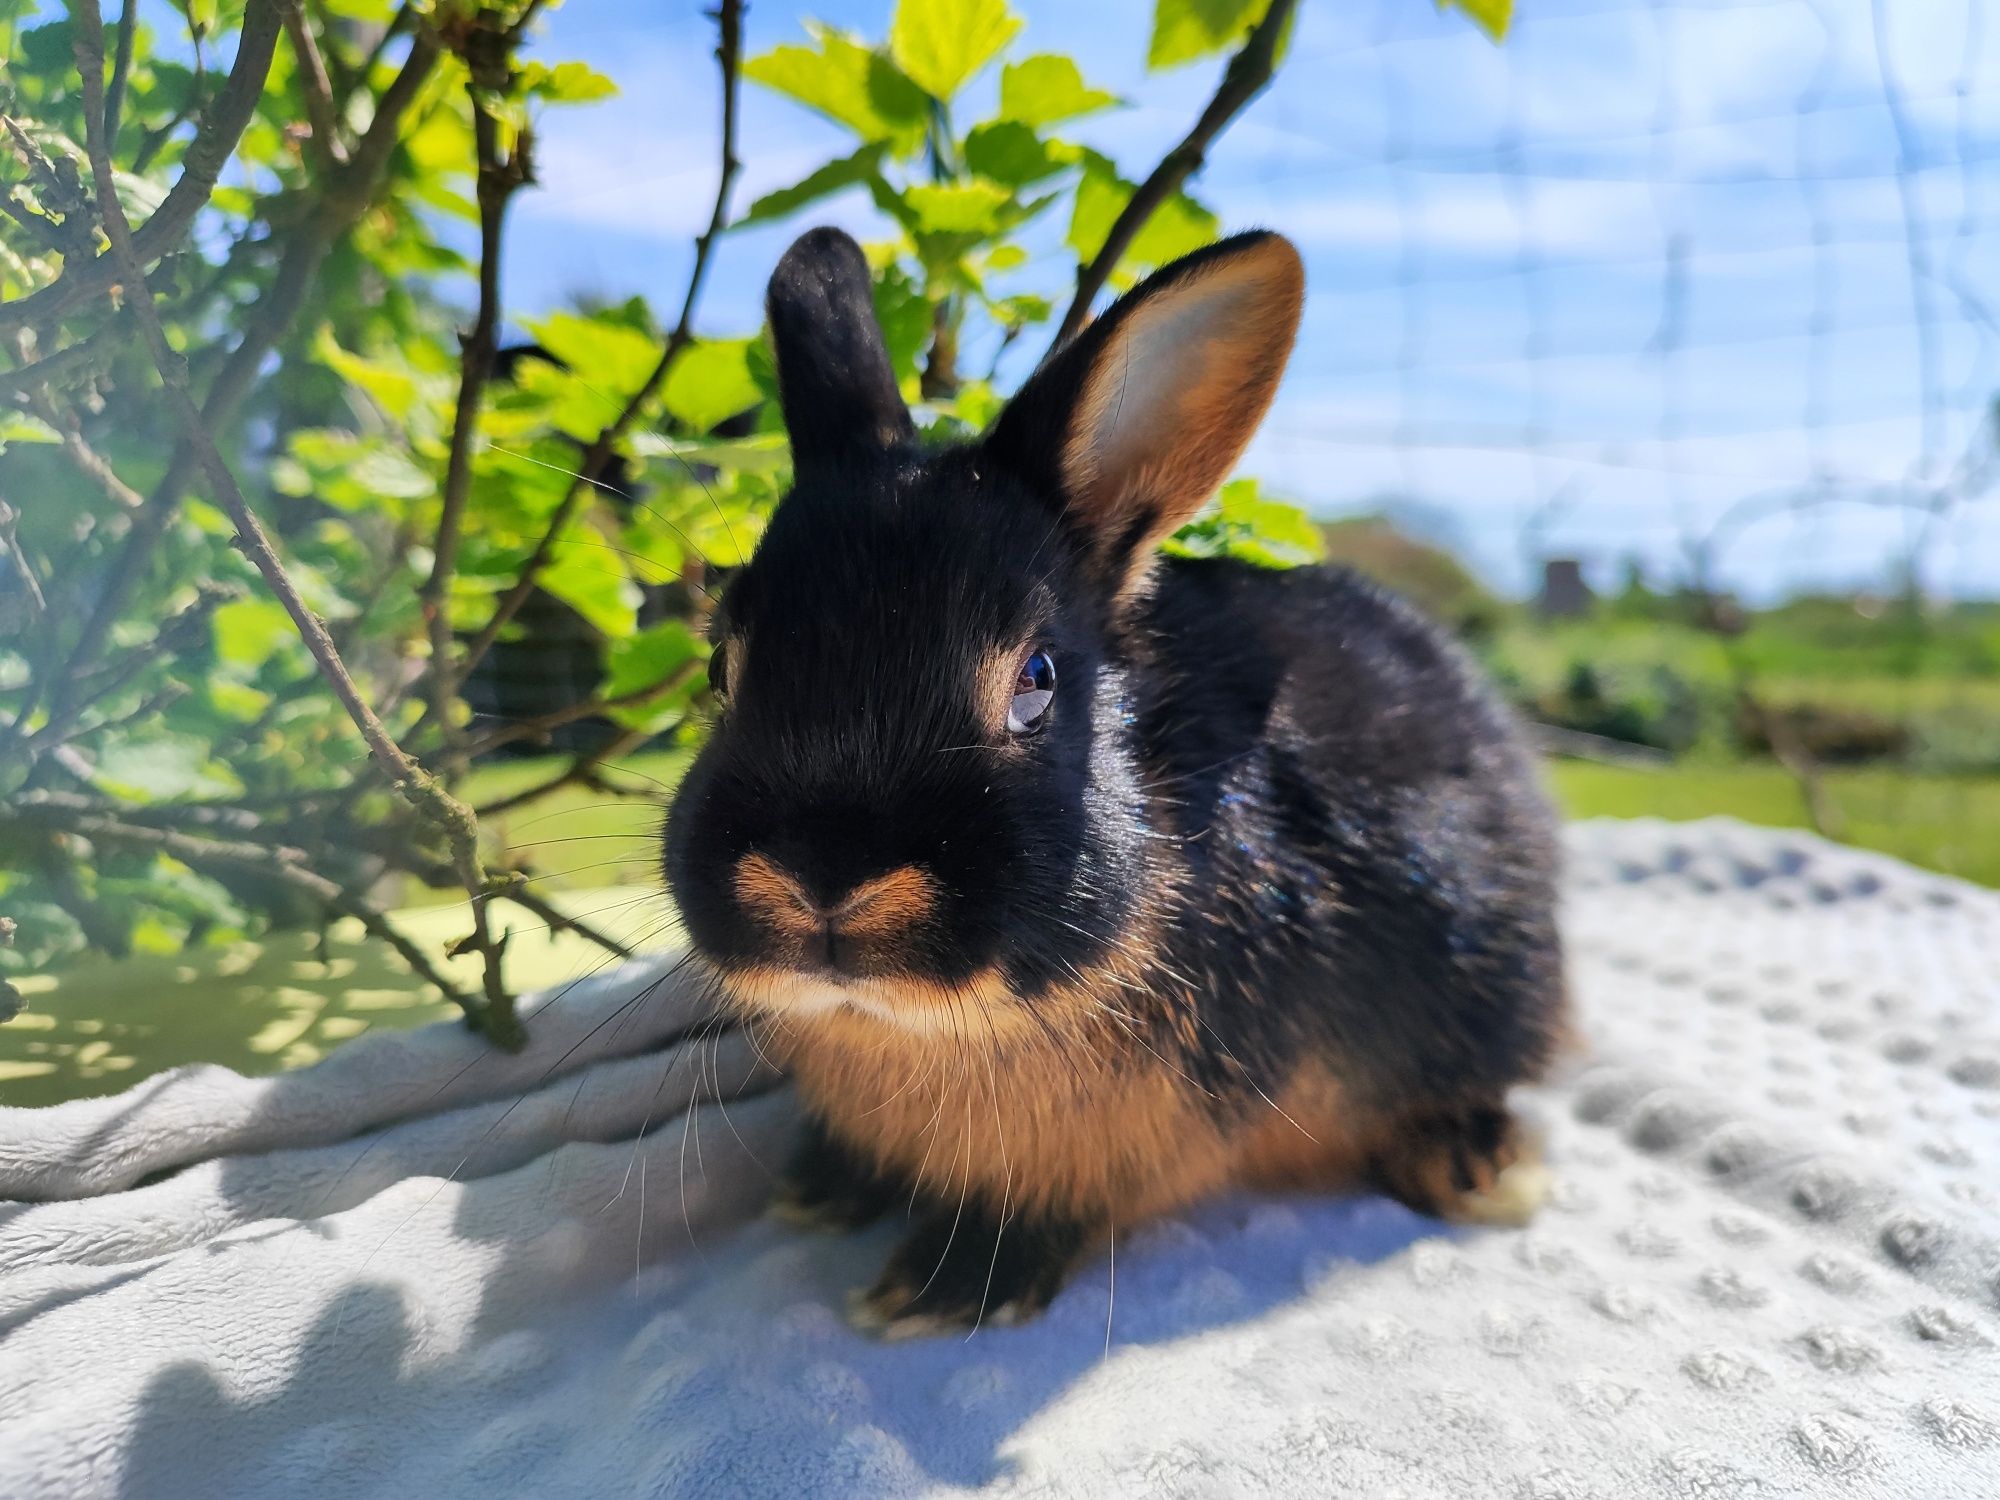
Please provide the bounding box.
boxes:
[103,0,139,147]
[70,1,524,1048]
[3,0,287,336]
[1051,0,1297,347]
[472,726,651,818]
[282,1,350,169]
[444,0,744,699]
[422,10,536,758]
[5,798,480,1020]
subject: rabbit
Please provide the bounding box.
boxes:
[664,226,1568,1338]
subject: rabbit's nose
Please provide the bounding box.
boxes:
[732,852,937,941]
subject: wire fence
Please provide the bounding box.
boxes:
[1217,0,1998,598]
[1207,0,2000,879]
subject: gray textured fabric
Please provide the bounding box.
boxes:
[0,818,1995,1498]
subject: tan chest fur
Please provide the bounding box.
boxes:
[762,1009,1369,1225]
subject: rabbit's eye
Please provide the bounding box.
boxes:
[708,641,731,700]
[1007,650,1056,736]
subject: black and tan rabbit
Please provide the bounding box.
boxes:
[665,226,1567,1336]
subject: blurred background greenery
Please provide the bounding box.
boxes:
[2,0,1995,1101]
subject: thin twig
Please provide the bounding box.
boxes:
[0,502,47,620]
[103,0,138,146]
[445,0,744,698]
[282,1,350,168]
[4,0,287,336]
[461,659,702,760]
[6,799,479,1019]
[0,326,119,402]
[499,876,635,959]
[71,1,523,1048]
[472,725,650,817]
[1051,0,1298,346]
[422,12,536,757]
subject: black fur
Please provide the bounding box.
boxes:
[664,228,1565,1328]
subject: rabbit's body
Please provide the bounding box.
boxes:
[667,229,1566,1334]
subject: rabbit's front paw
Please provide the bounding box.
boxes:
[771,1118,904,1233]
[1370,1103,1549,1227]
[848,1208,1086,1339]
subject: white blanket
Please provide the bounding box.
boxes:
[1,818,1996,1498]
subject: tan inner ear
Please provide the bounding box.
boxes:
[1058,239,1304,566]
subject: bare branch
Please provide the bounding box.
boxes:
[4,0,287,336]
[1051,0,1297,347]
[445,0,745,697]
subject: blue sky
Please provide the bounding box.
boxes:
[497,0,2000,600]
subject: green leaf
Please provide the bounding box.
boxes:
[1164,479,1325,568]
[539,530,639,639]
[661,339,761,434]
[0,412,61,452]
[998,54,1117,126]
[1440,0,1513,42]
[519,60,619,104]
[603,619,704,701]
[890,0,1021,101]
[211,598,298,670]
[1147,0,1270,70]
[523,311,661,402]
[633,432,792,478]
[962,121,1061,188]
[903,179,1014,235]
[744,24,928,148]
[739,144,887,227]
[93,737,246,801]
[1067,155,1218,271]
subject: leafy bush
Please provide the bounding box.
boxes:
[1,0,1506,1039]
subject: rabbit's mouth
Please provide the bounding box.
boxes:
[708,961,1031,1041]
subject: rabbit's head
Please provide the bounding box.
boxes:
[665,227,1303,1036]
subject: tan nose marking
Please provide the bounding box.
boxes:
[731,853,937,939]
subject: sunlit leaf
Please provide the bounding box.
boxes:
[604,619,704,701]
[962,121,1062,188]
[1165,478,1325,567]
[744,23,928,149]
[1147,0,1271,70]
[1067,155,1218,271]
[519,61,619,104]
[1440,0,1513,42]
[738,144,888,227]
[661,339,762,434]
[997,54,1117,126]
[633,432,792,478]
[889,0,1021,101]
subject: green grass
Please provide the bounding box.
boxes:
[1549,761,2000,887]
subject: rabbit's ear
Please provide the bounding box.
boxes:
[987,232,1303,592]
[766,228,914,478]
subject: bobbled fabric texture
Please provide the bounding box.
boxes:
[1,818,1996,1498]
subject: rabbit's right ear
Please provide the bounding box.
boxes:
[766,228,914,480]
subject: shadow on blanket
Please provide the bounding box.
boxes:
[110,1143,1446,1496]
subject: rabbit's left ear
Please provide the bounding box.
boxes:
[985,232,1303,592]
